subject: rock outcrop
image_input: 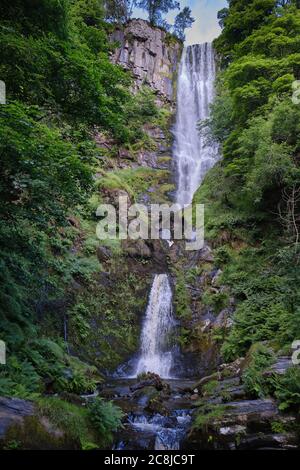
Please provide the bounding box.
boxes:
[0,397,79,449]
[110,19,182,102]
[183,358,300,451]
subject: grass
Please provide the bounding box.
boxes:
[96,167,170,201]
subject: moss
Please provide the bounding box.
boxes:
[97,167,170,201]
[37,398,98,449]
[157,156,172,164]
[202,289,230,315]
[194,404,229,432]
[68,266,148,372]
[2,415,80,450]
[174,272,192,320]
[202,379,219,397]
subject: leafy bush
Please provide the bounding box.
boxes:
[241,343,275,397]
[202,290,229,315]
[272,367,300,411]
[88,398,123,445]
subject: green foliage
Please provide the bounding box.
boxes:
[219,244,300,360]
[241,343,275,397]
[215,0,279,60]
[0,0,70,39]
[0,103,92,226]
[97,167,169,201]
[88,398,123,445]
[0,0,166,407]
[38,396,122,448]
[104,0,132,23]
[194,404,228,431]
[0,0,147,142]
[202,380,219,397]
[0,338,100,398]
[202,290,229,315]
[272,366,300,411]
[173,7,194,42]
[136,0,180,28]
[174,273,192,319]
[194,1,300,365]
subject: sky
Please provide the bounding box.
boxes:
[133,0,228,45]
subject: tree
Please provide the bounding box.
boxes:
[217,7,229,28]
[104,0,136,23]
[136,0,180,27]
[173,6,194,41]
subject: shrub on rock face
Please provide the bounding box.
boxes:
[241,343,275,398]
[88,398,123,446]
[272,367,300,411]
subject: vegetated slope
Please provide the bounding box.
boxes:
[193,0,300,413]
[0,0,177,448]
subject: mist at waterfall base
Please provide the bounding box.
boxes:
[174,43,219,207]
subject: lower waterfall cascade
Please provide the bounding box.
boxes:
[134,274,175,379]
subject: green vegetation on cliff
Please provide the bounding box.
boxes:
[0,0,177,446]
[193,0,300,409]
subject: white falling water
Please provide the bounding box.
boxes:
[134,274,174,378]
[174,43,219,207]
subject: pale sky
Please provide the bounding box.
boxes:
[133,0,228,45]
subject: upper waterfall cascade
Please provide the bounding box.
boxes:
[134,274,174,379]
[174,43,219,207]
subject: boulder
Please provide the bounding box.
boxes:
[96,245,112,263]
[0,397,79,450]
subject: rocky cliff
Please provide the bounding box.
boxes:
[110,19,182,102]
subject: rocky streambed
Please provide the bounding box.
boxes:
[98,355,300,451]
[99,375,196,450]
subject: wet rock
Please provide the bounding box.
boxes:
[102,188,132,208]
[122,239,152,259]
[218,357,245,377]
[213,309,234,329]
[0,397,79,450]
[130,373,168,393]
[198,244,214,263]
[192,372,220,391]
[113,425,156,450]
[183,399,294,450]
[96,246,112,263]
[110,19,182,102]
[211,269,223,286]
[0,397,34,440]
[263,356,293,377]
[118,148,134,160]
[222,398,278,421]
[236,432,299,450]
[94,131,114,150]
[132,386,159,408]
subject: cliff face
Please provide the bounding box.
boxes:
[110,19,182,102]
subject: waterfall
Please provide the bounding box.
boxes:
[174,43,219,207]
[134,274,174,379]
